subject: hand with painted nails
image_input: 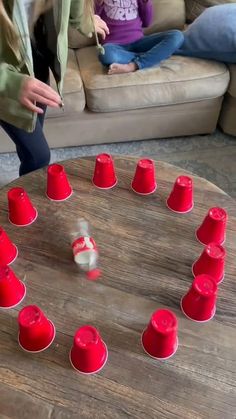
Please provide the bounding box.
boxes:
[20,77,62,114]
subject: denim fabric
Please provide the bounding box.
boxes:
[0,40,51,176]
[99,30,184,69]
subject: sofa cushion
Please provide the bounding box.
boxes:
[178,5,236,63]
[48,49,85,118]
[68,0,186,49]
[76,46,229,112]
[185,0,236,21]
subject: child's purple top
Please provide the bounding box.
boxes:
[95,0,153,45]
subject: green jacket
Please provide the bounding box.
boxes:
[0,0,93,132]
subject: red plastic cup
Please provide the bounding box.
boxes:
[46,164,73,201]
[131,159,157,195]
[142,309,178,360]
[181,274,217,322]
[69,325,108,374]
[166,176,194,213]
[0,227,18,266]
[8,187,38,226]
[192,242,226,284]
[92,153,117,189]
[18,305,56,353]
[196,207,227,245]
[0,266,26,309]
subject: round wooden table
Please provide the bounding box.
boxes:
[0,157,235,419]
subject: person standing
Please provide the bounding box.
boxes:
[0,0,109,175]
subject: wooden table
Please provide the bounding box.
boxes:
[0,157,235,419]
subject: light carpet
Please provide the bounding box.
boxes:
[0,128,235,198]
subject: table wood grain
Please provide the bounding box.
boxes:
[0,157,235,419]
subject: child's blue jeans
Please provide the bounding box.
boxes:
[99,30,184,69]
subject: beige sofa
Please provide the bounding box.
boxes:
[0,0,235,153]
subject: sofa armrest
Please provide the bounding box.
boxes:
[219,64,236,136]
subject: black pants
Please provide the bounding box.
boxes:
[0,43,51,176]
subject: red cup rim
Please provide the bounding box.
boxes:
[0,244,18,266]
[46,189,73,202]
[8,244,18,265]
[8,208,38,227]
[69,341,108,374]
[195,230,225,246]
[195,227,226,246]
[166,198,194,214]
[191,262,225,284]
[0,281,26,310]
[131,182,157,196]
[18,320,56,353]
[92,179,118,190]
[141,330,178,360]
[180,297,216,323]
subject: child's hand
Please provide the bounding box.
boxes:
[94,15,109,40]
[20,77,62,113]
